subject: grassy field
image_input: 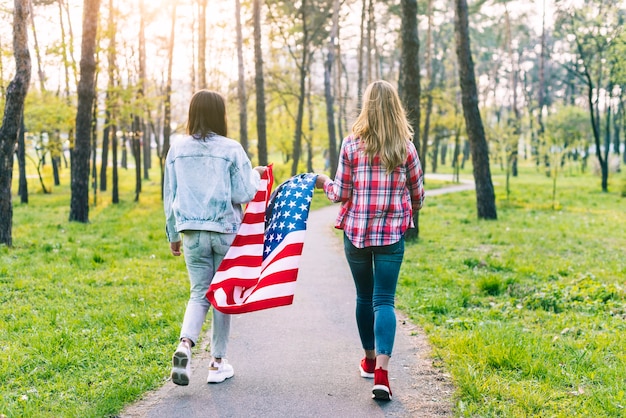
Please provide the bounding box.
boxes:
[1,158,625,417]
[398,164,626,417]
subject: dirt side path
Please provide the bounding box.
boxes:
[121,191,456,418]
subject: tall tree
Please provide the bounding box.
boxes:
[69,0,101,222]
[556,1,624,192]
[324,0,340,177]
[100,0,116,192]
[454,0,497,220]
[356,0,367,110]
[254,0,268,165]
[58,0,72,100]
[0,0,31,246]
[421,0,435,178]
[139,0,150,181]
[268,0,331,176]
[28,0,45,92]
[400,0,421,239]
[197,0,207,88]
[17,118,27,203]
[235,0,249,155]
[160,0,177,197]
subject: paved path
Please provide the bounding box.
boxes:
[121,181,464,418]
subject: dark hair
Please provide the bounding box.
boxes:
[186,90,227,137]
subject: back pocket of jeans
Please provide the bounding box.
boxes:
[182,230,201,250]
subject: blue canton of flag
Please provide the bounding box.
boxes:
[264,173,317,258]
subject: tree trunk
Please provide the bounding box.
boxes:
[112,122,119,203]
[0,0,31,246]
[70,0,101,223]
[505,8,520,178]
[161,1,177,198]
[197,0,207,88]
[139,0,149,180]
[366,0,373,84]
[454,0,497,220]
[133,115,142,201]
[400,0,421,239]
[235,0,249,156]
[306,75,314,173]
[290,1,309,176]
[62,0,78,84]
[356,0,366,110]
[58,0,71,100]
[421,0,435,179]
[28,1,45,92]
[101,109,110,191]
[254,0,268,166]
[101,0,116,193]
[537,0,547,169]
[324,0,340,177]
[91,96,98,205]
[18,117,28,203]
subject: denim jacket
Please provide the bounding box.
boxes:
[164,133,260,243]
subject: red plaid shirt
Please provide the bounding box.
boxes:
[323,135,425,248]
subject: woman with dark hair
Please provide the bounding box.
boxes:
[316,80,425,400]
[164,90,265,386]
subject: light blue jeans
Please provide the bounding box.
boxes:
[343,234,404,357]
[180,230,235,359]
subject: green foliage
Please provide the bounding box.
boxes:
[24,90,75,134]
[397,164,626,417]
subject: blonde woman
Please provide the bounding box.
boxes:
[316,80,424,401]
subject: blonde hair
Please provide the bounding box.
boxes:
[351,80,413,173]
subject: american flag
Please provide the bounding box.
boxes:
[206,166,318,314]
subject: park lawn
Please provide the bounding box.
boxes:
[1,159,624,417]
[1,171,188,418]
[398,165,626,417]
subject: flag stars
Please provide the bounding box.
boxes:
[288,222,296,230]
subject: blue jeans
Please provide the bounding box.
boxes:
[343,234,404,357]
[180,230,235,358]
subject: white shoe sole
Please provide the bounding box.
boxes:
[359,365,374,378]
[207,369,234,383]
[171,350,190,386]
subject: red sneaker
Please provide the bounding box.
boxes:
[359,357,376,378]
[372,368,392,401]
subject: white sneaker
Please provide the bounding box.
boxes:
[207,359,234,383]
[171,341,191,386]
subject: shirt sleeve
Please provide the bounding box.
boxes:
[406,142,425,210]
[323,137,353,203]
[230,146,261,205]
[163,149,181,243]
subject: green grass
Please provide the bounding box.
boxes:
[1,157,625,417]
[1,167,187,417]
[398,164,626,417]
